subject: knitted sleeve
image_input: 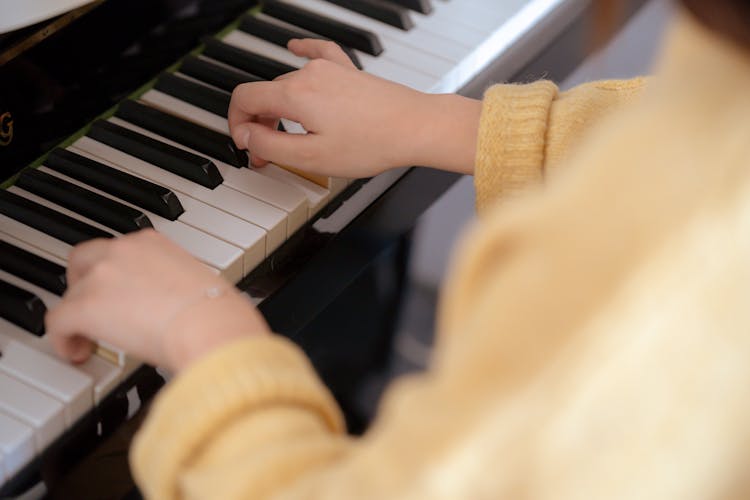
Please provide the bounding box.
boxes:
[475,78,647,212]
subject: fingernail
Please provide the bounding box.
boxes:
[69,337,93,364]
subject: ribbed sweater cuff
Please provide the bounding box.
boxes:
[475,81,558,213]
[130,335,344,500]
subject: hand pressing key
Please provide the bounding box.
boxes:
[229,38,481,177]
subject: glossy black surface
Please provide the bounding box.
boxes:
[87,120,224,189]
[0,0,260,182]
[45,148,186,221]
[0,189,114,244]
[239,14,363,69]
[154,73,232,117]
[322,0,414,31]
[0,278,47,336]
[202,37,298,80]
[0,239,67,295]
[179,54,263,92]
[17,168,153,233]
[387,0,432,15]
[263,0,384,56]
[116,100,247,168]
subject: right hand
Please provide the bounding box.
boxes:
[229,39,482,178]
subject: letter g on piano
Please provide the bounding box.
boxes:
[0,111,13,147]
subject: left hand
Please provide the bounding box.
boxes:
[46,230,271,373]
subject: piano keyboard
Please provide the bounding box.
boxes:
[0,0,576,487]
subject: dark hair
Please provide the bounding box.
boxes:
[681,0,750,49]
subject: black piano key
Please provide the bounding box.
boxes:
[87,120,224,189]
[155,73,232,117]
[263,0,384,56]
[386,0,432,15]
[239,15,363,70]
[202,37,298,81]
[116,100,247,168]
[46,149,185,221]
[16,169,153,234]
[180,55,263,93]
[0,240,67,296]
[322,0,414,30]
[0,190,114,246]
[0,279,47,337]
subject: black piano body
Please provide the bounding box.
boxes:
[0,0,645,496]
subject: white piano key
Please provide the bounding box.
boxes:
[0,214,73,262]
[246,10,439,90]
[424,0,508,34]
[223,30,309,68]
[70,140,287,253]
[352,49,432,91]
[279,0,470,63]
[140,89,230,135]
[0,325,93,426]
[257,164,331,217]
[0,413,34,479]
[223,27,448,87]
[0,236,128,371]
[107,117,308,235]
[375,37,454,80]
[9,185,244,283]
[0,372,66,451]
[172,196,266,273]
[71,355,136,405]
[38,166,267,276]
[328,176,349,197]
[0,318,129,405]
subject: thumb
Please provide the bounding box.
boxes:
[237,121,320,170]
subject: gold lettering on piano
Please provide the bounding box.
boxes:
[0,112,13,147]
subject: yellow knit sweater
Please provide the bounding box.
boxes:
[132,12,750,499]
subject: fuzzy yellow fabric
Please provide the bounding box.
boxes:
[132,12,750,499]
[475,77,646,211]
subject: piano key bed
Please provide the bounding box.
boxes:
[0,0,588,494]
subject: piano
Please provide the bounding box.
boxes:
[0,0,641,496]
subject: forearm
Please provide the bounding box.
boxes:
[131,335,348,499]
[406,93,483,175]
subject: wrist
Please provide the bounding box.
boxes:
[408,93,482,174]
[161,288,270,372]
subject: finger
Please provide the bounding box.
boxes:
[249,116,279,167]
[231,114,281,156]
[287,38,354,68]
[228,80,304,144]
[233,121,321,170]
[46,300,97,364]
[66,238,113,287]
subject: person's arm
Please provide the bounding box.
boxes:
[43,230,499,500]
[228,39,647,212]
[474,78,647,211]
[227,39,483,177]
